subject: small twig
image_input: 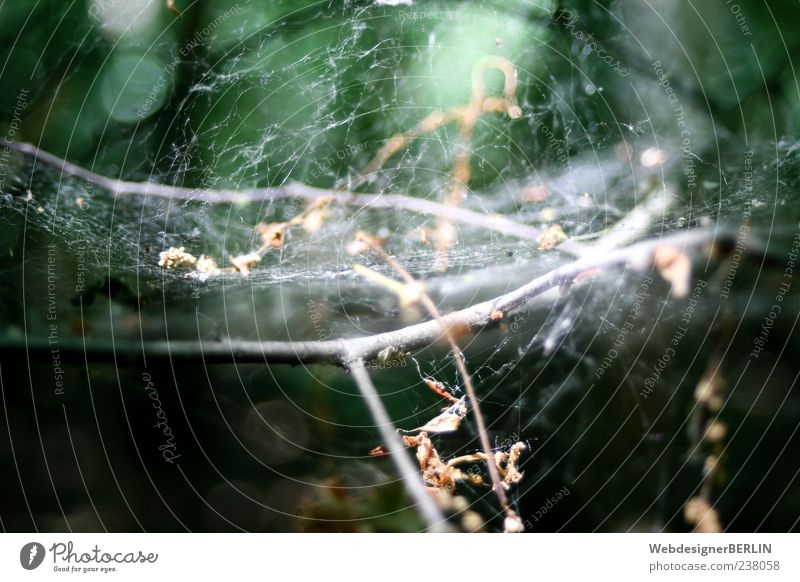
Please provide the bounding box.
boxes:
[347,109,462,190]
[346,358,449,532]
[352,263,411,297]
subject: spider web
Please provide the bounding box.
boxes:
[1,0,799,533]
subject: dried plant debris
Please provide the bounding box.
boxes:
[537,224,568,250]
[301,208,327,233]
[385,430,527,502]
[520,184,549,203]
[158,246,197,269]
[684,497,722,533]
[257,222,287,249]
[686,356,727,533]
[653,244,692,298]
[158,198,332,278]
[640,147,668,168]
[504,510,525,533]
[229,252,261,276]
[347,57,522,270]
[497,441,526,489]
[694,370,724,413]
[367,445,390,458]
[346,231,385,256]
[400,397,467,434]
[409,432,485,492]
[195,255,221,275]
[423,378,461,404]
[373,346,410,366]
[703,421,727,443]
[369,378,527,506]
[159,246,259,278]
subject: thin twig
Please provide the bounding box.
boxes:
[1,140,543,241]
[356,235,509,510]
[346,358,449,532]
[347,109,462,190]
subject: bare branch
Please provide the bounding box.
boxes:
[2,229,730,366]
[346,358,450,532]
[2,140,542,241]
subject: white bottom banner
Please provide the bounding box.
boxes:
[1,533,797,580]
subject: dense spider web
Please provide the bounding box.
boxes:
[2,0,800,533]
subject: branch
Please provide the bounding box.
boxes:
[568,187,674,257]
[346,358,449,532]
[2,140,542,241]
[1,229,730,365]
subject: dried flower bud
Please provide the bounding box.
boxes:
[302,208,326,233]
[230,253,261,276]
[257,223,286,248]
[158,247,197,269]
[195,255,220,275]
[703,421,727,443]
[537,224,568,250]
